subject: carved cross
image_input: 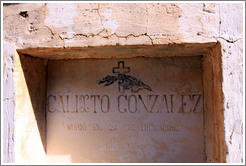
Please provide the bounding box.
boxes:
[112,61,130,74]
[112,61,130,93]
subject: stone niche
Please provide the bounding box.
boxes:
[15,43,226,163]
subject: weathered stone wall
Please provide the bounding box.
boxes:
[3,3,244,163]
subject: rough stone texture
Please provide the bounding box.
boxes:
[218,4,244,163]
[2,2,244,163]
[220,39,244,163]
[3,40,16,163]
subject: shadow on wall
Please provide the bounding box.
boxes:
[19,53,47,152]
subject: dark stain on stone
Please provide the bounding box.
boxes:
[19,11,28,18]
[3,3,19,6]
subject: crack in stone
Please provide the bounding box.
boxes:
[198,4,241,44]
[216,4,241,44]
[198,33,242,44]
[94,4,104,28]
[6,4,154,47]
[44,25,65,47]
[115,33,153,45]
[44,25,55,35]
[215,37,243,43]
[146,4,149,35]
[61,29,154,45]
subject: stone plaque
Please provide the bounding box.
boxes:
[46,57,204,163]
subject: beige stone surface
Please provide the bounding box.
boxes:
[2,2,244,163]
[14,53,47,163]
[46,57,204,163]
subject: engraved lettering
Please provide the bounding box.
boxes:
[128,95,137,113]
[58,95,69,113]
[108,123,117,131]
[149,95,159,113]
[67,123,87,131]
[118,95,127,113]
[75,95,78,113]
[138,95,159,113]
[91,95,100,113]
[179,95,185,113]
[79,95,85,112]
[66,95,69,113]
[138,95,149,113]
[141,123,179,132]
[46,58,204,162]
[193,94,202,113]
[93,123,102,131]
[47,93,203,114]
[79,95,89,113]
[163,94,174,113]
[47,95,56,113]
[101,95,110,113]
[124,124,136,131]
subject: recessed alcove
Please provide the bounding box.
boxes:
[14,43,225,163]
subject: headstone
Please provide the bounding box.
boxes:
[46,57,204,163]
